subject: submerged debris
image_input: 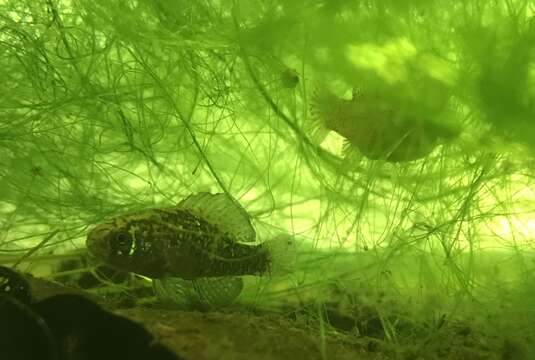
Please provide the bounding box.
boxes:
[0,265,33,305]
[1,296,56,360]
[0,266,181,360]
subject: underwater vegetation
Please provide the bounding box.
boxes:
[1,0,535,359]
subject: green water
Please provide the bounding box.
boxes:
[1,1,535,359]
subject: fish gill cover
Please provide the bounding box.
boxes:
[1,0,535,359]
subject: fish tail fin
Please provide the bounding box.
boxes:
[263,234,296,276]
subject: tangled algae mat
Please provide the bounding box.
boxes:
[2,1,535,359]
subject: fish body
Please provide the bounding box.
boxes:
[311,88,457,162]
[86,193,295,307]
[87,206,270,280]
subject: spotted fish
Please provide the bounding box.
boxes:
[86,193,295,307]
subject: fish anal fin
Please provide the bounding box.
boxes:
[193,277,243,308]
[153,276,243,309]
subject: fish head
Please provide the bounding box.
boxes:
[86,216,169,278]
[87,220,135,270]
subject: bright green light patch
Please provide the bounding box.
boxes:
[277,198,322,240]
[417,53,457,86]
[346,38,417,83]
[484,181,535,248]
[320,132,346,156]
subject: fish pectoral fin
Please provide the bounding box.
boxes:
[177,192,256,243]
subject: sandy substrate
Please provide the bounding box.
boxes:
[25,272,525,360]
[118,307,370,360]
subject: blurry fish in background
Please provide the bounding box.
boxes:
[86,193,296,308]
[309,86,459,162]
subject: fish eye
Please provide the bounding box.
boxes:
[113,232,133,257]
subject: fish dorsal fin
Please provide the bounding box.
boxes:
[177,192,256,242]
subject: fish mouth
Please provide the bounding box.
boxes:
[86,224,113,260]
